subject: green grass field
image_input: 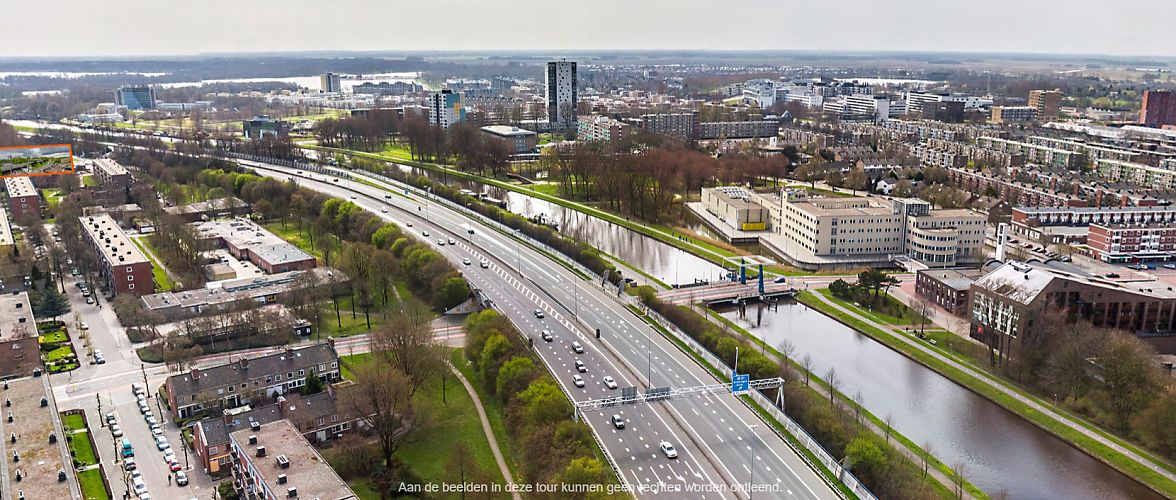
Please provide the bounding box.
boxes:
[62,413,86,432]
[46,345,74,362]
[81,175,98,187]
[129,237,175,291]
[77,468,109,500]
[817,288,928,326]
[335,353,502,491]
[70,430,98,466]
[263,222,323,259]
[39,330,68,345]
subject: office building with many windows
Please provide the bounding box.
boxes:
[114,85,156,110]
[545,59,578,131]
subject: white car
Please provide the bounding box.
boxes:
[151,427,163,437]
[603,376,617,389]
[659,441,678,459]
[380,207,388,213]
[349,194,356,199]
[571,341,584,354]
[110,424,123,437]
[447,238,456,245]
[155,435,169,451]
[163,449,176,463]
[480,259,489,268]
[132,383,145,396]
[462,258,471,265]
[611,414,625,429]
[574,359,587,373]
[534,309,545,319]
[572,375,585,387]
[132,477,148,496]
[422,230,430,237]
[437,239,446,246]
[145,415,157,426]
[80,321,89,330]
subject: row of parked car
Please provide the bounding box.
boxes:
[116,383,187,500]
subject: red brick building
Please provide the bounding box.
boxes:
[4,177,40,221]
[79,214,155,296]
[1141,90,1176,128]
[1087,223,1176,263]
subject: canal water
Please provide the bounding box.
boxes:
[718,302,1162,500]
[394,164,727,285]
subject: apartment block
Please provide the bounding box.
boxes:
[0,207,12,256]
[229,419,357,500]
[577,115,631,149]
[91,158,131,189]
[975,136,1086,170]
[697,120,779,140]
[166,343,341,420]
[1096,159,1176,190]
[4,176,40,220]
[1141,90,1176,128]
[1028,89,1062,119]
[546,59,578,130]
[916,269,975,316]
[79,214,155,296]
[948,168,1087,208]
[990,105,1037,124]
[480,125,537,154]
[1087,223,1176,262]
[426,89,465,129]
[638,111,700,141]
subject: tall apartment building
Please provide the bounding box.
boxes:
[1028,89,1062,119]
[319,72,342,93]
[4,177,40,220]
[545,59,578,131]
[114,85,156,110]
[577,115,631,149]
[1141,90,1176,128]
[1096,159,1176,190]
[845,94,894,122]
[976,136,1085,170]
[426,89,465,129]
[91,158,131,189]
[79,214,155,296]
[639,111,700,141]
[990,105,1037,124]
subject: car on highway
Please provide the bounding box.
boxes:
[463,258,471,265]
[80,321,89,330]
[574,359,587,372]
[175,470,188,486]
[603,376,617,389]
[534,309,544,318]
[572,374,585,387]
[111,424,123,437]
[1106,272,1121,278]
[480,259,489,268]
[571,341,583,354]
[406,222,413,227]
[773,276,787,283]
[422,230,430,237]
[541,330,553,342]
[611,414,625,429]
[384,194,391,199]
[447,237,456,245]
[437,239,446,246]
[659,441,678,459]
[380,207,388,213]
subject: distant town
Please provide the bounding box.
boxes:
[1,49,1176,500]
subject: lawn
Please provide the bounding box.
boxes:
[69,430,98,466]
[339,353,372,380]
[39,330,68,345]
[46,345,75,362]
[128,237,175,291]
[77,468,109,500]
[41,188,63,210]
[817,288,928,326]
[450,350,520,477]
[335,353,503,489]
[81,175,98,187]
[62,413,86,432]
[795,290,1176,497]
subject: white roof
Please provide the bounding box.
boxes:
[974,262,1054,305]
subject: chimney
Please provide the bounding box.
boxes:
[284,346,294,358]
[277,474,287,484]
[190,367,200,379]
[255,446,266,457]
[239,357,250,370]
[248,435,257,445]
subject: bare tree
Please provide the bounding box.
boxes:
[370,304,443,396]
[825,367,839,409]
[883,414,894,444]
[801,355,814,387]
[344,360,421,468]
[951,461,968,499]
[921,440,934,480]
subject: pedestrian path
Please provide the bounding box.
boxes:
[448,362,522,500]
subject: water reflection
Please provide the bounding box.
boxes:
[719,301,1160,500]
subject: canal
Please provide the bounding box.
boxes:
[718,301,1161,500]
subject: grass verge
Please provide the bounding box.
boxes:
[128,237,175,291]
[62,413,86,432]
[77,468,109,500]
[795,291,1176,498]
[816,288,928,326]
[450,349,521,478]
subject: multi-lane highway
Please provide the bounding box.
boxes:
[245,160,840,499]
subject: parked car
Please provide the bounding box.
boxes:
[175,470,188,486]
[79,322,89,330]
[85,297,94,305]
[154,435,169,451]
[1164,264,1176,270]
[111,424,123,437]
[123,458,137,471]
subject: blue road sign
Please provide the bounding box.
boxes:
[731,373,750,395]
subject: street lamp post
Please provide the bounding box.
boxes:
[747,424,759,500]
[515,230,523,278]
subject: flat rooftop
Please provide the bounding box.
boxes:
[918,269,975,291]
[1015,205,1176,215]
[141,267,338,311]
[3,177,36,198]
[481,125,536,137]
[3,377,74,500]
[79,213,150,266]
[164,197,248,217]
[193,217,313,266]
[91,158,128,176]
[0,208,12,247]
[787,197,893,217]
[0,291,33,338]
[230,419,357,500]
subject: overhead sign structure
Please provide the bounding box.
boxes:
[731,372,750,395]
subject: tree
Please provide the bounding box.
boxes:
[1133,390,1176,455]
[554,457,613,499]
[36,286,70,321]
[495,357,536,402]
[304,371,325,395]
[478,333,514,390]
[344,361,419,468]
[438,276,471,310]
[370,305,442,396]
[1100,333,1163,425]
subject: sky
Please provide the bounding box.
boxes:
[2,0,1174,58]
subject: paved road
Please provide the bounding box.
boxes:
[250,161,839,499]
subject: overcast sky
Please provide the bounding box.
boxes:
[2,0,1173,58]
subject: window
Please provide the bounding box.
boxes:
[331,362,338,369]
[266,377,272,384]
[128,284,135,290]
[228,385,234,393]
[331,414,338,423]
[288,372,293,379]
[209,446,218,455]
[275,374,282,382]
[298,369,305,376]
[318,417,325,426]
[127,275,134,281]
[126,267,133,273]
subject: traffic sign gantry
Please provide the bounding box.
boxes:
[731,372,750,395]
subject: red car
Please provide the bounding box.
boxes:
[169,461,182,472]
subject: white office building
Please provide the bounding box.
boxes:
[743,79,778,108]
[545,59,578,131]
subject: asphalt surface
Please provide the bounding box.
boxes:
[248,161,839,499]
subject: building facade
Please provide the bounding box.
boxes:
[639,111,700,141]
[91,158,130,189]
[242,116,290,139]
[166,343,342,420]
[1028,90,1062,119]
[990,106,1037,124]
[697,120,779,140]
[426,89,465,129]
[577,115,631,149]
[79,214,155,296]
[229,419,357,500]
[1087,223,1176,262]
[1141,90,1176,128]
[114,85,156,110]
[916,269,975,315]
[545,59,578,130]
[320,73,341,93]
[480,126,537,154]
[3,177,39,220]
